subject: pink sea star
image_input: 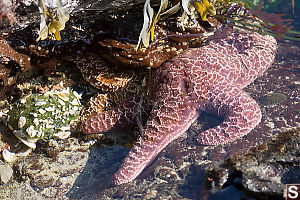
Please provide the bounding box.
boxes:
[81,30,277,185]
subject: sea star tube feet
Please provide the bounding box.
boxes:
[81,31,277,185]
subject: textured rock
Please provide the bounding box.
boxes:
[0,38,31,102]
[0,0,298,199]
[0,138,91,199]
[207,128,300,200]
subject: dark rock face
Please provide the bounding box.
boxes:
[0,39,30,102]
[208,128,300,200]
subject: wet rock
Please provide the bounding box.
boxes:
[6,137,91,198]
[0,162,13,184]
[0,0,15,25]
[288,83,300,90]
[0,0,144,36]
[0,132,10,152]
[0,38,31,102]
[208,128,300,200]
[0,0,298,199]
[0,64,12,86]
[0,39,30,72]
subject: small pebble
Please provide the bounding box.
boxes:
[0,164,13,184]
[2,149,16,163]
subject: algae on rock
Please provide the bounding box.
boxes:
[7,88,81,148]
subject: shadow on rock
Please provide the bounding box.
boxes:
[66,145,129,199]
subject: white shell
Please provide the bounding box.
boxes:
[14,131,37,149]
[53,131,71,139]
[20,99,26,104]
[38,109,46,114]
[35,101,46,106]
[55,91,69,101]
[73,90,81,99]
[45,107,55,112]
[2,149,17,163]
[59,126,70,131]
[58,99,65,106]
[33,118,39,126]
[18,116,27,128]
[46,124,55,129]
[70,98,80,105]
[26,125,37,137]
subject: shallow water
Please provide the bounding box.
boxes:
[0,0,299,199]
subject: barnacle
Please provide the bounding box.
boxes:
[7,87,81,148]
[36,0,70,41]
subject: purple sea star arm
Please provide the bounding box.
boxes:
[112,70,199,185]
[198,85,262,145]
[81,96,150,133]
[112,103,199,185]
[196,33,277,145]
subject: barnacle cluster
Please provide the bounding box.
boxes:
[7,88,81,148]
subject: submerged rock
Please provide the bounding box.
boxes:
[0,137,92,199]
[208,128,300,200]
[258,92,287,106]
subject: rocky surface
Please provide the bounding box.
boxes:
[0,0,299,199]
[0,138,92,199]
[208,128,300,200]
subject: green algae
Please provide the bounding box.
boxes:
[258,92,287,106]
[7,88,81,147]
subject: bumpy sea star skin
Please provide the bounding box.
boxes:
[81,31,277,185]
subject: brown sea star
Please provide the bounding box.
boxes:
[81,30,277,185]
